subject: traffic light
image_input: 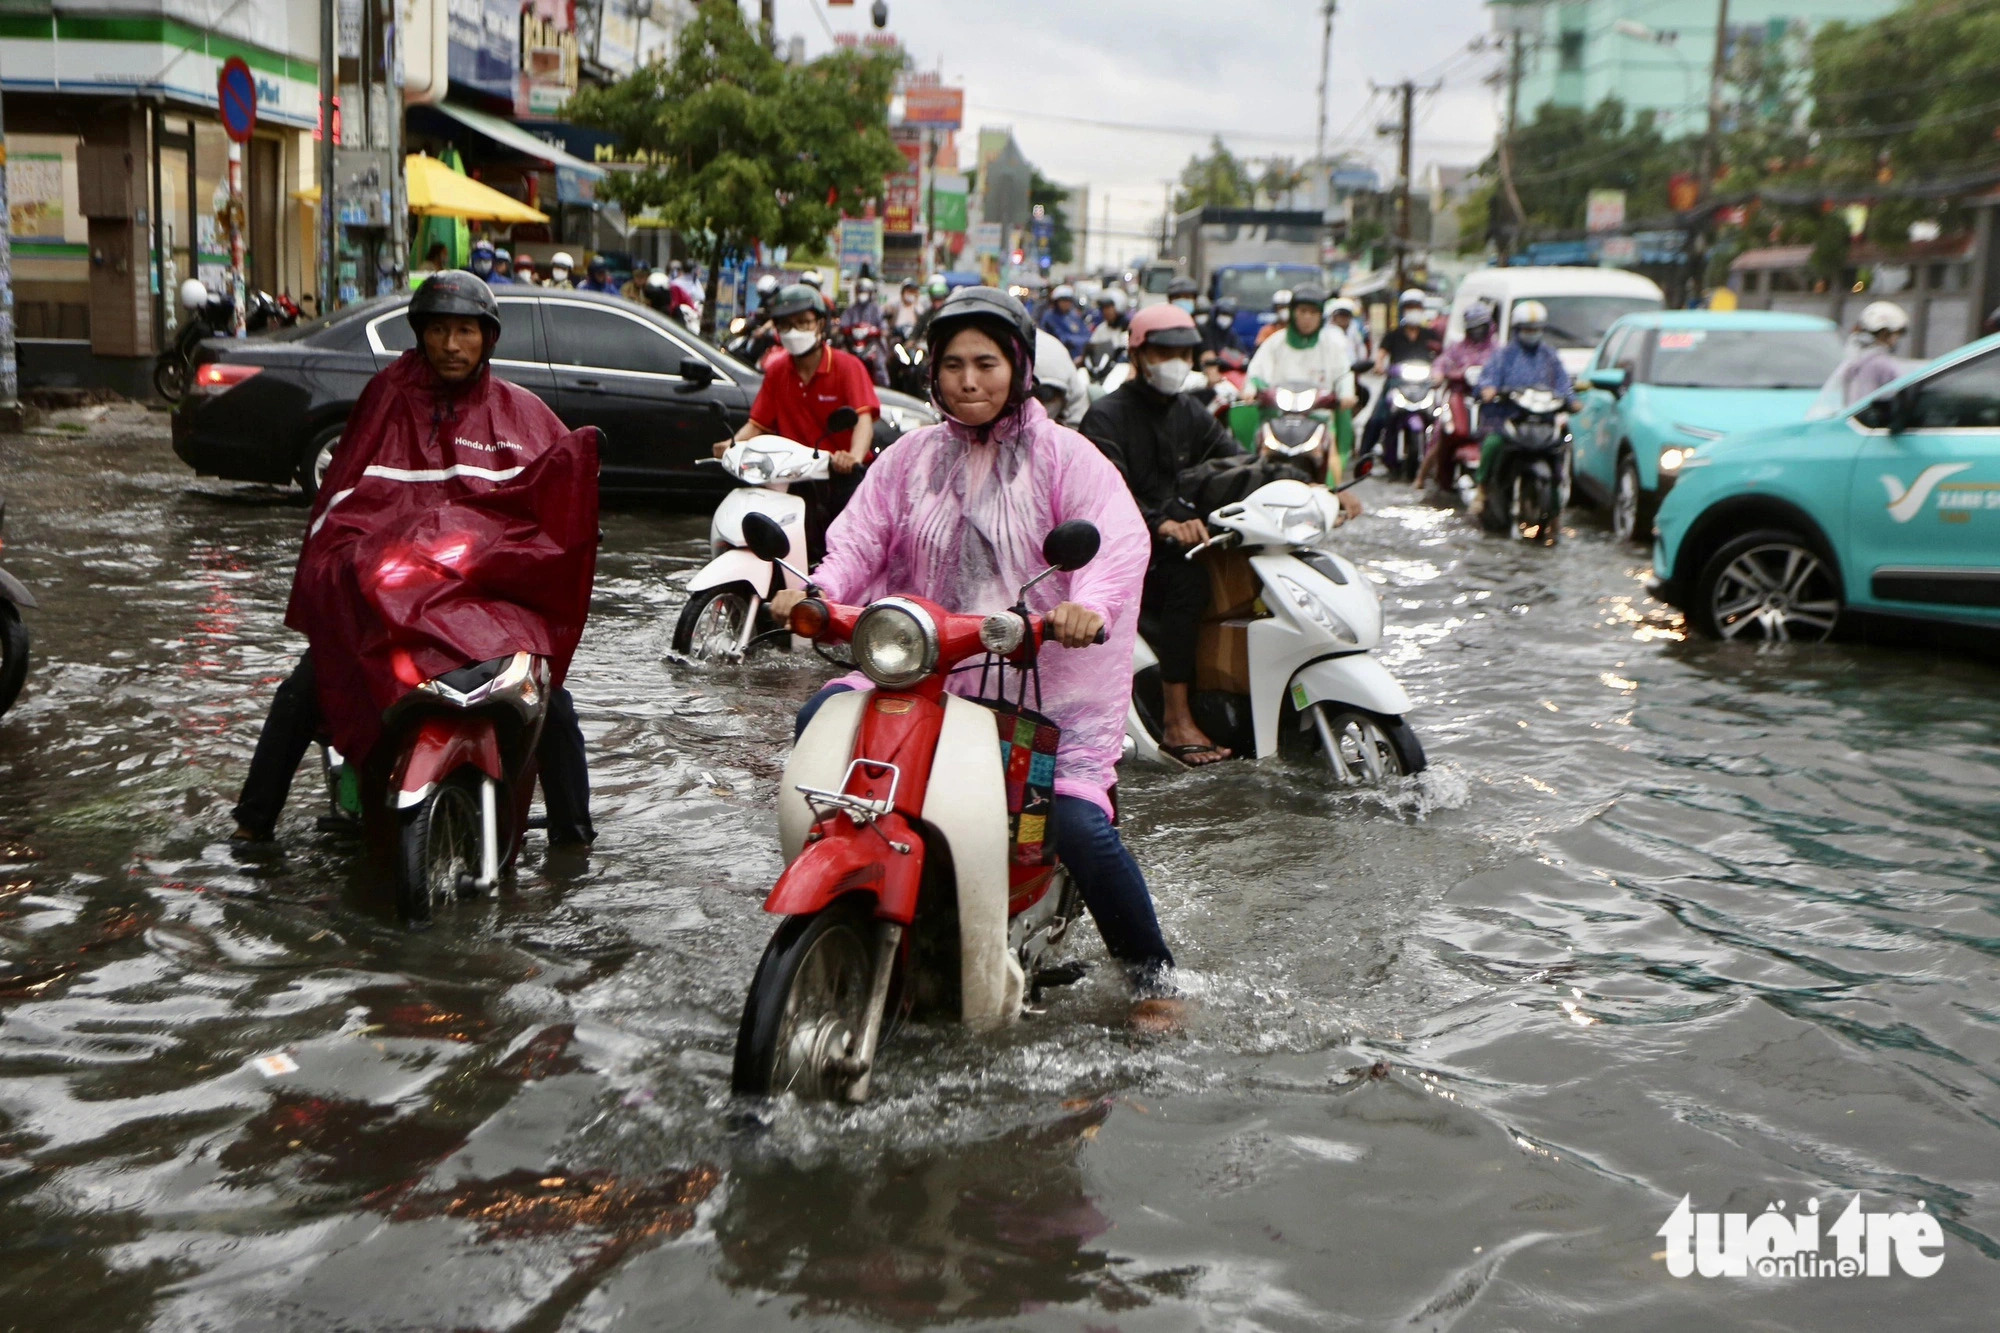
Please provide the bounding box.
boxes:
[872,1,888,27]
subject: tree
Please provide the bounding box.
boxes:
[566,2,905,333]
[1028,169,1074,266]
[1174,137,1252,213]
[1256,157,1307,208]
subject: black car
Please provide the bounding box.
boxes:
[170,288,938,498]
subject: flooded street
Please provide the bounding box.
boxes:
[2,404,1996,1330]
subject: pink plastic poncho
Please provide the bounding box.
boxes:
[812,397,1150,817]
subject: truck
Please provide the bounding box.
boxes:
[1167,207,1331,345]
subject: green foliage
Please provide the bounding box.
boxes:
[1495,98,1681,235]
[566,1,904,328]
[1175,137,1252,212]
[1256,157,1308,207]
[1455,182,1494,256]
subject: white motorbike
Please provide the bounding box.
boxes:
[673,407,857,660]
[1126,472,1426,783]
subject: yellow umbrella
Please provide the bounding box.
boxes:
[292,155,549,224]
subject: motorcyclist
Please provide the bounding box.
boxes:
[643,270,676,315]
[1202,297,1244,356]
[512,252,539,287]
[1254,289,1293,347]
[1089,290,1121,333]
[770,286,1180,1015]
[1039,283,1091,362]
[1826,300,1910,409]
[1360,288,1442,463]
[1475,299,1577,500]
[1167,276,1199,314]
[838,276,890,386]
[230,273,596,848]
[546,252,576,289]
[492,247,515,284]
[1246,285,1359,474]
[1420,298,1498,490]
[800,268,825,292]
[890,279,925,339]
[1081,303,1247,768]
[468,239,508,286]
[1033,327,1093,427]
[576,257,619,295]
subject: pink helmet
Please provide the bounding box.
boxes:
[1128,302,1203,353]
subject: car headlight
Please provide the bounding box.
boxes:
[1275,575,1358,644]
[851,598,938,688]
[879,403,938,433]
[1658,447,1689,474]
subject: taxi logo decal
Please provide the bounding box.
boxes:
[1881,463,1972,523]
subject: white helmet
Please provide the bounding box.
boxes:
[1858,300,1909,336]
[179,278,210,311]
[645,270,671,291]
[1399,287,1426,306]
[1512,299,1549,329]
[1052,283,1076,301]
[1033,329,1077,402]
[756,273,781,296]
[801,268,824,289]
[550,251,575,269]
[1328,298,1358,317]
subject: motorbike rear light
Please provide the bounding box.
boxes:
[789,598,828,639]
[191,362,262,394]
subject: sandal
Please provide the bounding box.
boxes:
[1162,743,1232,767]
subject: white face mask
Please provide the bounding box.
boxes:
[780,328,820,356]
[550,267,569,283]
[1146,357,1193,394]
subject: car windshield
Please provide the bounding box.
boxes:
[1522,295,1662,349]
[1140,267,1177,294]
[1645,328,1844,389]
[1215,266,1320,310]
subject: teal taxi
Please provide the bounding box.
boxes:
[1650,333,2000,641]
[1572,310,1844,544]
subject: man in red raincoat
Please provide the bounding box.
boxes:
[231,272,600,847]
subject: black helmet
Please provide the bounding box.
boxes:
[1289,285,1329,309]
[1167,276,1199,300]
[925,285,1037,413]
[766,282,828,321]
[408,270,501,340]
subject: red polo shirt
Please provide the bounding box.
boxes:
[749,346,882,453]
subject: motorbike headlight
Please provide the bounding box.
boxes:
[1266,501,1328,545]
[1393,361,1430,380]
[735,454,773,485]
[852,598,938,688]
[1275,387,1316,413]
[1274,575,1358,644]
[1658,447,1689,474]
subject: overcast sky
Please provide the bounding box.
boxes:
[787,0,1502,266]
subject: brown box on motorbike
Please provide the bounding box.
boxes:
[1205,549,1260,618]
[1195,619,1254,695]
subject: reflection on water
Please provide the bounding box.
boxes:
[1,408,1996,1329]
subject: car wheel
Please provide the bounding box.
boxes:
[1611,451,1650,545]
[1691,529,1842,643]
[297,425,342,500]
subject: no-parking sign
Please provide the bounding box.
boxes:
[218,58,257,143]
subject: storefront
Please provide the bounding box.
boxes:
[0,4,319,393]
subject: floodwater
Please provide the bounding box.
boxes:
[1,404,1996,1331]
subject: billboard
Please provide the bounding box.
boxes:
[904,84,964,131]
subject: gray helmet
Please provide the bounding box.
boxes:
[766,283,828,321]
[408,270,501,340]
[1167,276,1199,300]
[925,285,1038,410]
[1290,284,1329,309]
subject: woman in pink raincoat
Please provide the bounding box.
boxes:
[774,287,1176,1001]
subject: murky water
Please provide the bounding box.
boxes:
[2,405,1996,1330]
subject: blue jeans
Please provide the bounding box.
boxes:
[795,683,1174,988]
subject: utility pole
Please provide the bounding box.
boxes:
[761,0,777,51]
[1314,1,1338,168]
[1160,179,1172,257]
[1395,80,1414,296]
[318,0,335,314]
[0,58,20,428]
[1689,0,1732,304]
[1496,28,1527,264]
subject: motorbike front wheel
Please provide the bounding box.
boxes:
[672,582,759,660]
[1296,705,1426,783]
[395,771,484,925]
[733,894,880,1100]
[153,356,188,403]
[1512,466,1561,544]
[0,603,28,717]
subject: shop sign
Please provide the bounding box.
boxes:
[519,9,577,117]
[448,0,518,101]
[903,81,963,131]
[837,218,884,274]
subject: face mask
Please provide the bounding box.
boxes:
[1146,357,1192,394]
[471,258,492,276]
[780,328,820,356]
[1402,312,1421,326]
[1173,298,1195,313]
[550,268,569,283]
[1517,331,1542,348]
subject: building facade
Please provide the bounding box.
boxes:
[1494,0,1900,138]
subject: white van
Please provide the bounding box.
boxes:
[1448,267,1665,376]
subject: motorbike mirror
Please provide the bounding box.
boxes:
[676,356,716,391]
[1041,520,1101,572]
[740,512,792,563]
[825,406,860,435]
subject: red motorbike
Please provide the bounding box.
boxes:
[841,320,890,387]
[1429,363,1487,506]
[730,512,1105,1102]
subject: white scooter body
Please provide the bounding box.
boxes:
[1127,478,1414,762]
[686,436,829,601]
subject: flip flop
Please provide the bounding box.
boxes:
[1162,743,1232,768]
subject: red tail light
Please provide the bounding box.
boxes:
[191,362,262,394]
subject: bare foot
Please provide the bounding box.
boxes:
[1128,997,1187,1034]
